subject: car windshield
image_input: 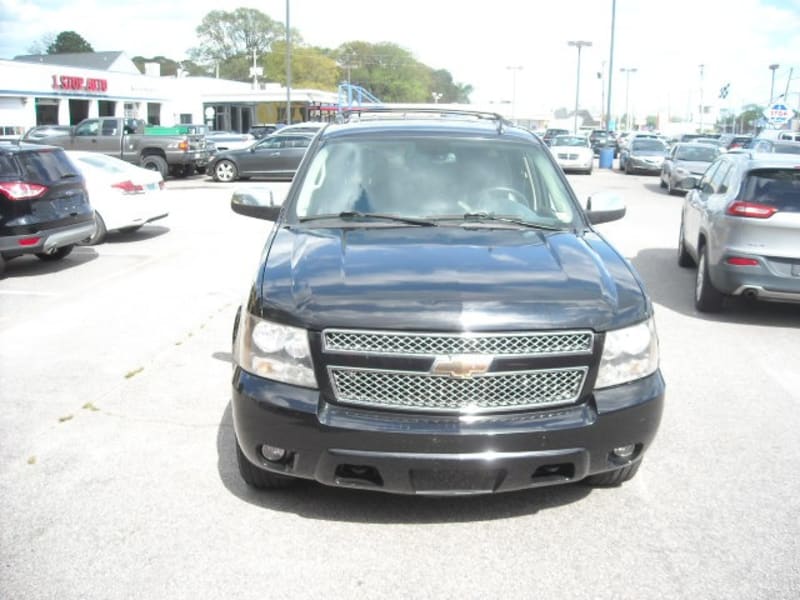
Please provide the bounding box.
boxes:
[632,139,666,152]
[675,146,719,162]
[292,137,578,229]
[553,136,588,147]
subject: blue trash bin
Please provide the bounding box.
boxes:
[599,147,614,169]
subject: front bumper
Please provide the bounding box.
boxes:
[232,369,665,495]
[627,159,663,174]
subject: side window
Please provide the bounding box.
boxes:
[709,161,732,194]
[258,137,281,150]
[75,120,99,136]
[100,120,118,136]
[699,161,721,194]
[288,136,310,148]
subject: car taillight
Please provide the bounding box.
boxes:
[726,201,777,219]
[726,257,759,266]
[112,180,144,194]
[178,140,189,151]
[0,181,48,200]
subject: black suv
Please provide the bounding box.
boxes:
[589,129,618,157]
[229,108,664,495]
[1,142,95,275]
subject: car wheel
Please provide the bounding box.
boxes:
[667,179,677,196]
[35,245,74,261]
[81,212,107,246]
[677,221,695,268]
[0,253,5,277]
[213,160,238,183]
[235,438,296,490]
[625,161,632,175]
[659,174,667,188]
[583,461,641,486]
[695,247,724,312]
[141,155,169,179]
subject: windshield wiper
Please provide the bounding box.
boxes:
[300,211,437,226]
[459,212,564,231]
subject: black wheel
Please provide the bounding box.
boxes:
[659,175,667,189]
[583,461,641,487]
[0,253,5,277]
[213,160,238,182]
[666,179,677,196]
[118,225,143,234]
[141,155,169,179]
[625,161,633,175]
[677,221,694,268]
[235,438,296,490]
[695,246,724,312]
[35,245,73,261]
[81,212,107,246]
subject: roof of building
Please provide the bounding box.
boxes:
[13,51,127,71]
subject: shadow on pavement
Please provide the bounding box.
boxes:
[103,225,170,244]
[215,402,592,523]
[630,247,800,327]
[1,247,99,278]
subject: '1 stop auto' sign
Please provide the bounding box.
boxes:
[763,103,794,127]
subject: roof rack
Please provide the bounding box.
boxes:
[342,106,511,134]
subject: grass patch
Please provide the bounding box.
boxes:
[125,367,144,379]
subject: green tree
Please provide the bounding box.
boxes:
[334,41,429,102]
[737,104,764,134]
[428,68,472,103]
[265,42,339,90]
[189,8,287,66]
[47,31,93,54]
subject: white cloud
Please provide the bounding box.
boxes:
[1,0,797,118]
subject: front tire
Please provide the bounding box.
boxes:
[677,221,695,267]
[583,461,641,486]
[213,160,238,182]
[35,245,73,261]
[235,438,296,490]
[695,247,724,312]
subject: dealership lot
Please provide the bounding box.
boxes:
[1,169,799,599]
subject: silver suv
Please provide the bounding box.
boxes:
[678,151,800,311]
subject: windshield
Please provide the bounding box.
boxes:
[553,136,588,147]
[292,137,578,228]
[632,139,666,152]
[675,146,719,162]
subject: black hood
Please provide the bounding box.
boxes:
[255,226,649,332]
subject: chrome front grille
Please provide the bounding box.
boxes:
[322,328,595,413]
[329,366,588,413]
[322,329,593,357]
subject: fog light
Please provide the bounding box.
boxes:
[612,444,636,459]
[260,444,287,462]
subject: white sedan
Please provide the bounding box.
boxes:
[66,151,169,245]
[550,135,594,174]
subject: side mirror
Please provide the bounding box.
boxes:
[231,186,281,221]
[584,191,626,224]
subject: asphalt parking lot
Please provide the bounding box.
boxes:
[1,165,799,599]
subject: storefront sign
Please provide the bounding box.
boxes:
[51,74,108,93]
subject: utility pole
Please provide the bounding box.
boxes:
[568,41,592,134]
[599,60,606,130]
[285,0,292,125]
[506,65,523,121]
[769,63,780,103]
[698,64,705,133]
[606,0,616,131]
[620,67,637,130]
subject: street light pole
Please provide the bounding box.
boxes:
[769,63,780,103]
[506,66,523,121]
[285,0,292,125]
[620,67,637,130]
[698,64,705,133]
[568,41,592,134]
[606,0,616,131]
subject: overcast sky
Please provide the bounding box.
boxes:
[1,0,798,120]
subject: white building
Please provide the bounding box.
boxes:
[0,52,340,133]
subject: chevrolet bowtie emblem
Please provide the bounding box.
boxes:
[431,355,493,379]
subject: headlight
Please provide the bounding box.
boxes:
[233,312,318,388]
[595,318,659,389]
[674,167,688,175]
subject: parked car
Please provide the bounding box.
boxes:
[228,108,664,495]
[65,151,168,245]
[21,125,72,142]
[550,134,594,174]
[248,124,280,139]
[542,127,570,146]
[678,151,800,311]
[717,134,752,150]
[660,143,720,195]
[620,137,667,174]
[209,130,315,182]
[206,131,256,152]
[748,139,800,155]
[0,143,95,275]
[588,129,618,157]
